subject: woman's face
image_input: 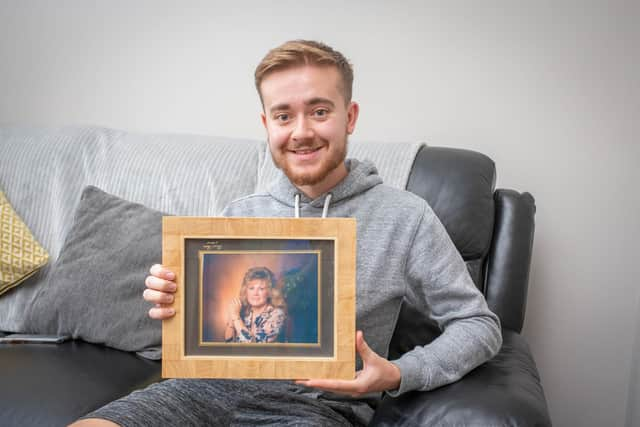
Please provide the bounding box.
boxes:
[245,279,269,309]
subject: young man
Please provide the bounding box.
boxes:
[74,40,502,426]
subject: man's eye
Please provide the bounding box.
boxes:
[275,113,289,121]
[314,109,328,117]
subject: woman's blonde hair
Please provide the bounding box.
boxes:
[254,39,354,106]
[239,266,286,309]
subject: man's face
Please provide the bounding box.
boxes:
[260,65,359,189]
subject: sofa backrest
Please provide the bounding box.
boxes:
[2,127,263,261]
[407,146,497,289]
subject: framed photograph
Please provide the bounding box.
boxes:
[162,217,356,380]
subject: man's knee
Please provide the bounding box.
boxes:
[68,418,120,427]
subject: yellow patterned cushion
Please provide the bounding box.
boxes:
[0,190,49,296]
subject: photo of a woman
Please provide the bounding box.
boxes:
[224,266,287,343]
[200,248,321,346]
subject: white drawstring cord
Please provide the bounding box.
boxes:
[294,193,332,218]
[321,193,332,218]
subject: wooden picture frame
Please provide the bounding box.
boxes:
[162,217,356,380]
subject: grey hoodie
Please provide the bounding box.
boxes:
[223,159,502,420]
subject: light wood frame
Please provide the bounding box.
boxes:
[162,216,356,380]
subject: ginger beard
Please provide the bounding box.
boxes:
[269,134,348,187]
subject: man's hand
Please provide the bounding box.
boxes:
[295,331,401,397]
[143,264,177,320]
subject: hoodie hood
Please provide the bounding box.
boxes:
[267,158,383,216]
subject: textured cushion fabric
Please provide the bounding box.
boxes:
[27,186,164,359]
[0,126,263,262]
[0,190,49,296]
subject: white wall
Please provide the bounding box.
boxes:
[1,1,639,426]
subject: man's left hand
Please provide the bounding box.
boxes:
[295,330,401,397]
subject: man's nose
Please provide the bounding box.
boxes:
[291,116,314,141]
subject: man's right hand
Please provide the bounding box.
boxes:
[143,264,177,320]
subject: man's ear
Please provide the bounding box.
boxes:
[346,102,359,135]
[260,112,267,130]
[260,113,271,145]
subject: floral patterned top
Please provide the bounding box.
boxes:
[226,305,286,343]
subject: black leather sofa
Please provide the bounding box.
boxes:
[0,145,551,426]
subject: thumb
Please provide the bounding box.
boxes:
[356,330,375,361]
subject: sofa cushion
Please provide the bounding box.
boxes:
[0,189,49,296]
[27,186,163,358]
[0,340,161,427]
[372,329,551,426]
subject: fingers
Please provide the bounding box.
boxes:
[355,330,375,361]
[143,288,174,304]
[148,304,176,320]
[145,265,177,320]
[228,298,242,318]
[145,275,177,293]
[294,331,387,397]
[149,264,176,281]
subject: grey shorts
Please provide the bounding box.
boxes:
[82,379,370,426]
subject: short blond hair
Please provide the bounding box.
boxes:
[254,40,354,106]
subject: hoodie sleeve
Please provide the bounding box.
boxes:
[387,203,502,396]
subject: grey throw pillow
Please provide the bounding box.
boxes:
[28,186,164,359]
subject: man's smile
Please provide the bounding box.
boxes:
[288,145,324,161]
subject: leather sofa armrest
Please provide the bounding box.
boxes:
[370,329,551,426]
[485,190,536,333]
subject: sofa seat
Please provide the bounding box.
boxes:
[370,329,550,426]
[0,329,549,427]
[0,337,161,427]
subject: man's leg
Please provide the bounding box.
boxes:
[72,379,237,427]
[70,379,357,427]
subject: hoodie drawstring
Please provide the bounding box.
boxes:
[294,193,332,218]
[321,193,332,218]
